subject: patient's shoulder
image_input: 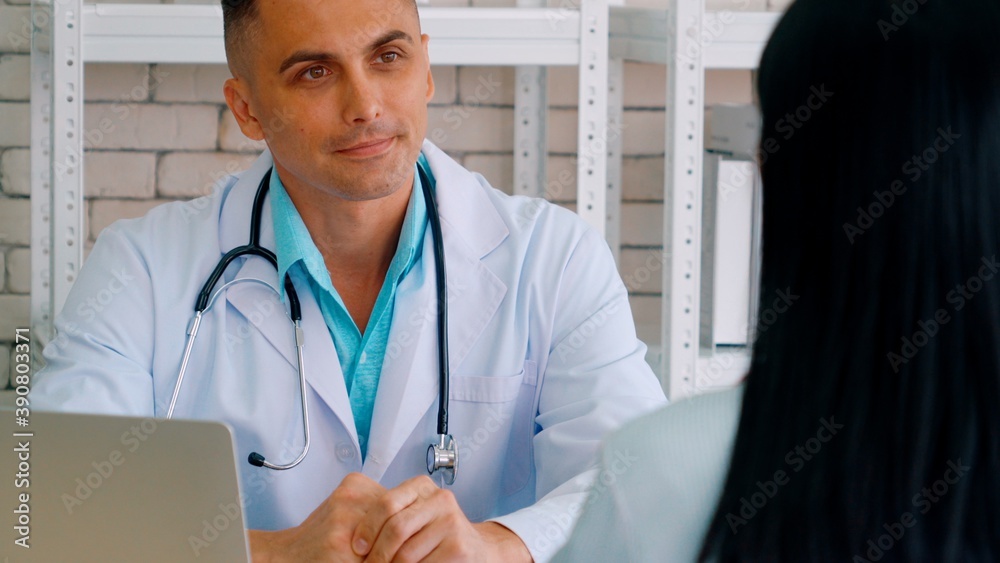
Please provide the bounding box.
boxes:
[596,385,744,560]
[610,384,744,457]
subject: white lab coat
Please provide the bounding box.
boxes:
[33,140,666,561]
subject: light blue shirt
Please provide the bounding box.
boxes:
[270,156,432,458]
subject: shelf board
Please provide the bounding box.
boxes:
[82,4,582,66]
[610,8,781,69]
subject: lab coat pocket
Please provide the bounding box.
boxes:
[449,370,525,403]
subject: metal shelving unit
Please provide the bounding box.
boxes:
[608,5,779,400]
[29,0,619,348]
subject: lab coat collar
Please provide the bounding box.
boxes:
[365,141,509,478]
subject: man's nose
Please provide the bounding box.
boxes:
[341,70,381,124]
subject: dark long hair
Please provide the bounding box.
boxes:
[700,0,1000,560]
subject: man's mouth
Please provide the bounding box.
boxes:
[337,137,395,158]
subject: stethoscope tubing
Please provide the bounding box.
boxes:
[167,163,454,480]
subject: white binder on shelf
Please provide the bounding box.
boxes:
[700,153,763,349]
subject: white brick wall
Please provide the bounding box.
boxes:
[0,344,8,389]
[153,64,230,104]
[6,247,27,294]
[0,295,29,336]
[0,6,32,53]
[0,148,29,196]
[86,64,151,102]
[89,199,174,239]
[0,197,29,246]
[0,55,29,100]
[0,0,791,374]
[157,152,257,198]
[0,103,29,147]
[83,104,220,151]
[218,111,267,153]
[85,152,158,199]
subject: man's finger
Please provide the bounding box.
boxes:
[352,476,438,556]
[373,514,456,563]
[332,473,387,514]
[362,499,437,563]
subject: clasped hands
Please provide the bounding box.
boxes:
[249,473,532,563]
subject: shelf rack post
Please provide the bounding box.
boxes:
[605,57,623,264]
[51,0,84,338]
[30,0,54,347]
[576,0,611,238]
[662,0,707,400]
[31,0,84,347]
[514,0,548,199]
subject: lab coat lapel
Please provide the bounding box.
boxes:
[364,141,509,481]
[220,151,358,445]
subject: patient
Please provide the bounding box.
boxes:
[555,0,1000,560]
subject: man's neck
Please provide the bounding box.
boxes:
[277,166,414,332]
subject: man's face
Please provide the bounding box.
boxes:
[226,0,433,202]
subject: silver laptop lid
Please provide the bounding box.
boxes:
[1,410,250,562]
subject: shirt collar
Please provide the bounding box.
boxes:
[270,157,432,300]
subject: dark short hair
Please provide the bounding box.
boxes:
[221,0,259,77]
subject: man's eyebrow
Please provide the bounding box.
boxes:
[279,51,335,74]
[277,31,415,75]
[367,30,414,52]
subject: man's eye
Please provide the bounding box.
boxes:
[305,67,328,80]
[379,52,399,64]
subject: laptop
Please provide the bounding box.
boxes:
[0,410,250,562]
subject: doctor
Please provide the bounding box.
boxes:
[33,0,666,561]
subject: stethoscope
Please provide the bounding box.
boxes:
[166,163,458,486]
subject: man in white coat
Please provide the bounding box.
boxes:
[32,0,666,560]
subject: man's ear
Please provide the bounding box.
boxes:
[224,77,265,141]
[422,34,435,102]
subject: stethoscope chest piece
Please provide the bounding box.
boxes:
[427,434,458,486]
